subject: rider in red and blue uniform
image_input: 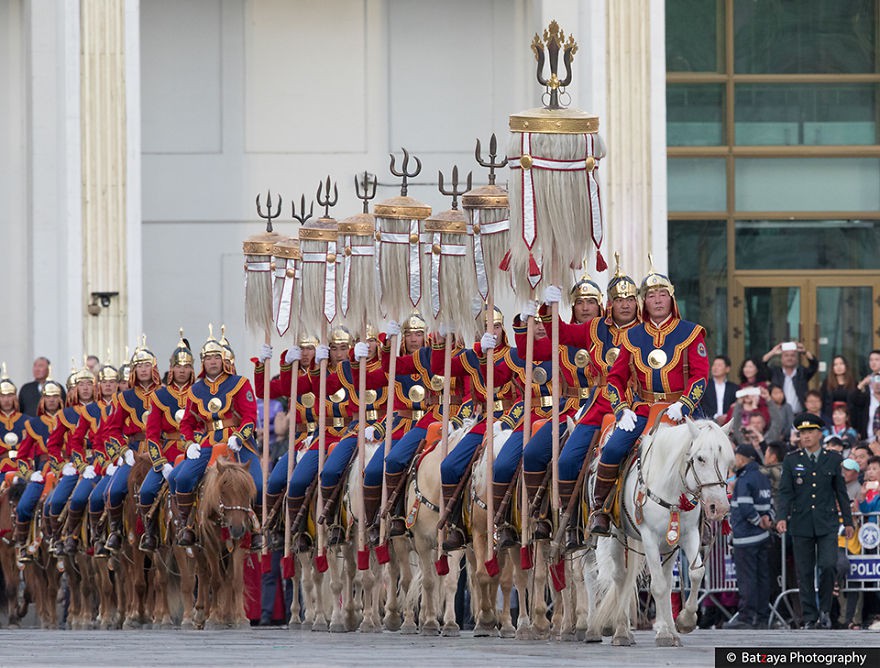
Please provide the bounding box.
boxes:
[1,366,29,475]
[589,257,709,536]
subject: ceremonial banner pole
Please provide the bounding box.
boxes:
[297,178,339,572]
[246,191,283,568]
[505,21,607,582]
[462,135,510,572]
[374,149,430,556]
[338,172,380,570]
[275,198,310,579]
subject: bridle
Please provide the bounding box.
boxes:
[216,498,258,530]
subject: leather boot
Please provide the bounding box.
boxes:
[89,509,111,557]
[175,492,197,547]
[104,503,125,552]
[492,482,517,548]
[263,492,283,549]
[441,483,466,552]
[138,502,158,552]
[13,518,30,546]
[250,505,265,552]
[46,513,64,555]
[587,462,618,537]
[317,485,338,525]
[63,508,85,555]
[362,485,382,546]
[522,469,546,515]
[381,470,405,517]
[558,480,581,551]
[287,496,312,553]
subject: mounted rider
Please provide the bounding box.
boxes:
[588,256,709,536]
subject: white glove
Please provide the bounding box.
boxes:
[258,343,273,363]
[186,442,201,460]
[316,345,330,362]
[8,449,16,460]
[82,465,96,480]
[284,346,302,364]
[353,342,370,361]
[124,449,135,467]
[62,463,77,477]
[162,463,174,480]
[12,475,24,486]
[385,320,401,338]
[227,435,242,452]
[29,471,44,484]
[665,401,685,422]
[543,285,563,304]
[520,300,538,320]
[617,408,637,433]
[480,332,497,351]
[364,426,377,442]
[105,464,118,477]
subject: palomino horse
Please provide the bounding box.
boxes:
[194,457,258,630]
[0,483,29,627]
[586,418,733,647]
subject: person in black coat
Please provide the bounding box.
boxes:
[762,342,819,413]
[705,355,739,421]
[776,413,854,630]
[17,357,65,417]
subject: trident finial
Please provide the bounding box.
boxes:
[291,195,314,225]
[316,176,338,218]
[531,20,578,110]
[389,148,422,197]
[255,190,282,233]
[355,171,377,214]
[475,133,508,186]
[438,166,472,211]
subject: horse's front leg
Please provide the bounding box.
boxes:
[643,530,681,647]
[675,514,704,635]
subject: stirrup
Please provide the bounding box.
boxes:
[441,526,466,552]
[496,525,518,549]
[389,517,407,537]
[293,533,312,554]
[532,518,552,541]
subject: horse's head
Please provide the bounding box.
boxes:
[200,458,257,541]
[683,419,735,521]
[128,452,153,492]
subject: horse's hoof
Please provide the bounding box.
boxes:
[399,621,418,635]
[329,621,347,633]
[311,619,328,632]
[602,625,613,636]
[383,612,402,632]
[531,626,551,641]
[560,629,577,642]
[499,624,516,639]
[122,618,140,630]
[442,623,460,638]
[515,625,535,641]
[234,619,250,630]
[575,628,590,642]
[675,613,697,634]
[655,633,681,647]
[180,618,195,631]
[203,619,224,631]
[611,634,634,646]
[583,628,602,643]
[288,620,302,631]
[420,620,440,636]
[358,620,378,634]
[299,621,313,631]
[473,622,497,638]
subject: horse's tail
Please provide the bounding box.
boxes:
[589,538,643,633]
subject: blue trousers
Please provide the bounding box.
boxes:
[16,480,45,522]
[139,467,167,506]
[599,416,647,466]
[288,449,319,498]
[513,418,575,480]
[363,440,392,488]
[267,453,291,496]
[440,431,484,486]
[107,461,131,508]
[69,476,97,512]
[556,423,599,481]
[319,436,358,488]
[90,475,111,512]
[48,473,78,516]
[375,427,427,484]
[492,430,524,485]
[173,446,263,498]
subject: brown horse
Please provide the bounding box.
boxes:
[151,480,198,629]
[116,452,152,628]
[0,483,30,627]
[19,503,61,629]
[194,457,257,629]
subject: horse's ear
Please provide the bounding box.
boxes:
[685,418,702,441]
[215,458,227,473]
[719,419,734,438]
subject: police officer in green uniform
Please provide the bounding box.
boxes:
[776,413,854,629]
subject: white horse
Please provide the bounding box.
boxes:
[586,418,733,647]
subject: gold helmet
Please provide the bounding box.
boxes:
[66,358,78,391]
[639,253,679,320]
[200,323,226,360]
[607,252,639,301]
[73,356,97,385]
[42,366,64,398]
[0,363,16,396]
[170,328,194,367]
[480,304,504,327]
[117,346,131,384]
[97,361,118,383]
[363,324,379,341]
[402,311,427,335]
[298,333,319,348]
[131,334,158,367]
[328,326,352,346]
[570,273,603,304]
[218,324,235,366]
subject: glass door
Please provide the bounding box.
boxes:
[813,280,878,379]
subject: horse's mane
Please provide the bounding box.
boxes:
[200,459,257,515]
[640,419,720,488]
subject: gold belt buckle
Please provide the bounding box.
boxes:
[411,410,425,422]
[211,419,225,430]
[307,421,317,433]
[493,400,503,412]
[365,410,378,421]
[579,387,590,399]
[654,392,667,402]
[540,396,553,408]
[332,417,345,429]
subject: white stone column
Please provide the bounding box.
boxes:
[80,0,131,360]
